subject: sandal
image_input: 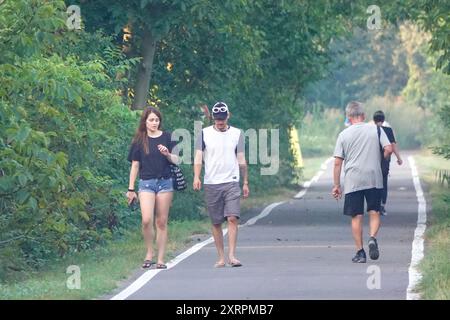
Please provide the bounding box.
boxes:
[156,263,167,269]
[142,260,155,269]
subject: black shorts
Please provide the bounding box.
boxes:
[343,188,382,217]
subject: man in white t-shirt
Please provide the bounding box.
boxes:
[193,102,250,268]
[333,101,392,263]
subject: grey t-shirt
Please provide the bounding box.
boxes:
[334,122,390,194]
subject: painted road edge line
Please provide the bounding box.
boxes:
[110,232,223,300]
[294,157,334,199]
[406,156,427,300]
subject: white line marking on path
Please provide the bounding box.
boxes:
[111,232,224,300]
[203,245,356,249]
[406,156,427,300]
[111,157,333,300]
[294,157,334,198]
[242,202,284,227]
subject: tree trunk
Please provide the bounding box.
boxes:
[131,27,157,110]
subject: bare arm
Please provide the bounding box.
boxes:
[237,152,248,184]
[126,161,139,204]
[128,161,139,189]
[166,153,180,165]
[332,157,343,199]
[392,142,403,165]
[157,144,179,164]
[193,150,203,190]
[237,152,249,198]
[383,144,393,159]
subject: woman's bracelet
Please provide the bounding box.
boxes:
[128,189,135,192]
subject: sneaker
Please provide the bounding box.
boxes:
[352,249,366,263]
[368,237,379,260]
[380,204,387,216]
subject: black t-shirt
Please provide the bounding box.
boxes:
[127,131,177,180]
[380,126,396,168]
[381,126,396,143]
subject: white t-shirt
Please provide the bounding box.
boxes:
[196,125,244,185]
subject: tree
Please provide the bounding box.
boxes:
[79,0,261,110]
[0,0,141,279]
[304,25,410,108]
[386,0,450,158]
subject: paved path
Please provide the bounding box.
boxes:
[109,153,426,300]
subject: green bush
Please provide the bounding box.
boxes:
[299,104,344,157]
[0,54,137,279]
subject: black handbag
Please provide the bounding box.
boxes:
[164,131,186,191]
[170,164,187,191]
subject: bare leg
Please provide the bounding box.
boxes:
[139,192,156,261]
[351,215,364,250]
[211,223,225,265]
[368,210,381,238]
[155,191,173,265]
[227,216,240,264]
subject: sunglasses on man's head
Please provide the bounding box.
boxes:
[212,106,228,113]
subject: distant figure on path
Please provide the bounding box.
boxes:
[373,110,403,216]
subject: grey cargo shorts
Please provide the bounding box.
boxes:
[204,182,241,225]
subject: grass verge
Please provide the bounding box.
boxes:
[0,220,210,300]
[414,149,450,300]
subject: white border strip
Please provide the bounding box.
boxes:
[406,156,427,300]
[294,157,334,199]
[112,157,332,300]
[242,202,285,227]
[110,233,221,300]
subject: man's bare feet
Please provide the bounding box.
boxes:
[228,257,242,267]
[214,261,226,268]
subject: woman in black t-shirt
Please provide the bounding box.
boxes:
[126,107,179,269]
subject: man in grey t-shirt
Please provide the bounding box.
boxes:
[332,101,392,263]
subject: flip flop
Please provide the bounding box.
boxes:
[156,263,167,269]
[142,260,155,269]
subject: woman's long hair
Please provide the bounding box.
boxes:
[132,106,162,154]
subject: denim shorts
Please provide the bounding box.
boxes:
[138,178,174,194]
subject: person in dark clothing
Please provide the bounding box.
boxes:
[373,110,403,216]
[126,107,179,270]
